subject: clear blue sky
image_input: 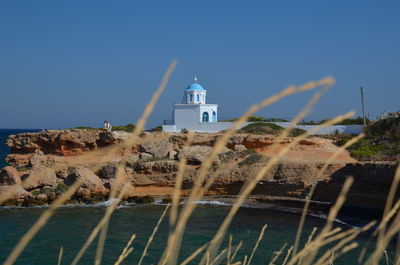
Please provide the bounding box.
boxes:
[1,1,399,129]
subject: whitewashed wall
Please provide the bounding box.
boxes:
[162,121,363,135]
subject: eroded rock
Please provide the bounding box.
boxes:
[65,167,108,195]
[21,166,58,190]
[0,166,21,185]
[179,145,219,165]
[140,140,175,158]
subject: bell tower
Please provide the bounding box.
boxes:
[183,77,207,104]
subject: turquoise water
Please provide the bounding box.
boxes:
[0,204,386,265]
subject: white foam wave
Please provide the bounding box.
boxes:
[187,200,231,206]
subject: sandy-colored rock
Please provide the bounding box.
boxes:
[76,187,91,198]
[140,152,153,161]
[37,193,47,201]
[106,176,135,198]
[65,167,108,195]
[0,166,21,185]
[0,184,28,201]
[234,144,247,152]
[132,160,178,175]
[179,145,219,165]
[140,140,174,158]
[98,131,130,145]
[21,166,58,190]
[125,154,140,166]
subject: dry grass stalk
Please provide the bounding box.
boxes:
[282,246,294,265]
[306,228,318,245]
[57,246,63,265]
[138,204,171,265]
[329,252,334,265]
[227,235,233,265]
[245,224,267,265]
[95,216,110,265]
[268,243,287,265]
[230,241,243,264]
[210,248,228,265]
[114,233,136,265]
[180,243,210,265]
[242,254,248,265]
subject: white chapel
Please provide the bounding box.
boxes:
[162,78,219,132]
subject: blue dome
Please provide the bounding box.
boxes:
[186,83,205,91]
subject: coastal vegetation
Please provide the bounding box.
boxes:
[222,116,289,122]
[238,122,306,137]
[299,116,370,125]
[336,117,400,161]
[73,123,136,132]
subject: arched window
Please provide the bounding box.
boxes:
[197,94,200,103]
[212,111,217,122]
[202,112,209,123]
[189,94,193,102]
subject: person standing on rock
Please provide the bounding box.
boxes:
[103,120,112,132]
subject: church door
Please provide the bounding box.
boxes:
[202,112,209,122]
[212,111,217,122]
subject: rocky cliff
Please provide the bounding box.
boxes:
[0,129,398,216]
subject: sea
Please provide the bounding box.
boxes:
[0,129,395,265]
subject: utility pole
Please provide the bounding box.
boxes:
[360,86,366,126]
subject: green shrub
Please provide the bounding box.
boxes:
[238,122,283,135]
[238,153,269,166]
[300,117,369,125]
[221,116,288,122]
[289,128,306,137]
[73,126,99,130]
[265,118,289,122]
[112,124,135,132]
[247,116,266,122]
[149,126,162,132]
[31,190,41,196]
[365,118,400,139]
[337,117,369,125]
[55,183,69,194]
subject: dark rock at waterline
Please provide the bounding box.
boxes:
[127,195,155,204]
